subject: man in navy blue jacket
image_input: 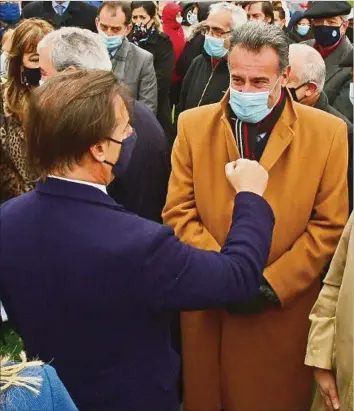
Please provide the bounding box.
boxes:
[38,26,171,223]
[0,69,274,411]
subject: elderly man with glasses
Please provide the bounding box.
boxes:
[302,1,353,122]
[175,2,247,120]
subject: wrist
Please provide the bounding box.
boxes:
[236,189,264,197]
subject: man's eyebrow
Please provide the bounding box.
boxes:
[231,75,270,82]
[252,77,270,82]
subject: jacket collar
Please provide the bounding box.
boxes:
[220,88,298,172]
[113,37,130,60]
[111,37,130,77]
[36,177,126,211]
[145,29,159,45]
[314,91,329,110]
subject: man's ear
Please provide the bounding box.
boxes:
[89,141,108,163]
[62,65,78,73]
[126,23,132,36]
[305,82,318,96]
[224,36,231,51]
[280,65,291,87]
[341,19,349,34]
[95,17,100,30]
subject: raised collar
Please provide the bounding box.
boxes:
[36,177,125,211]
[47,175,107,195]
[314,36,344,60]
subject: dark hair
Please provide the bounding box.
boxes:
[273,6,285,21]
[229,21,289,73]
[26,70,131,176]
[238,1,251,8]
[131,1,157,19]
[6,18,53,117]
[97,1,132,24]
[248,1,274,23]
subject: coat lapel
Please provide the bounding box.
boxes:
[111,38,129,82]
[260,94,297,172]
[220,92,240,161]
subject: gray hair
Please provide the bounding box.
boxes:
[37,27,112,72]
[229,21,289,72]
[289,44,326,92]
[209,2,247,30]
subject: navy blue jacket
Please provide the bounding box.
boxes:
[108,100,171,223]
[0,179,274,411]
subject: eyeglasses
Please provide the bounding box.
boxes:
[201,25,231,38]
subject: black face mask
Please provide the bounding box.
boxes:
[288,82,310,103]
[313,25,342,48]
[103,130,137,177]
[22,67,41,86]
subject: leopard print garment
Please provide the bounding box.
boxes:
[0,90,36,203]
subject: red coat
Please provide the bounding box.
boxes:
[162,2,186,83]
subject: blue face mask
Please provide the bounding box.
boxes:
[189,13,198,25]
[98,29,124,52]
[104,130,137,177]
[203,35,228,58]
[229,77,281,124]
[0,2,20,24]
[296,25,310,36]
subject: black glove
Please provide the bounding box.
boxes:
[227,279,280,315]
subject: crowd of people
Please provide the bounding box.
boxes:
[0,1,353,411]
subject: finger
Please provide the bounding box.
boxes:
[235,158,248,165]
[225,162,236,175]
[329,389,340,410]
[323,394,335,411]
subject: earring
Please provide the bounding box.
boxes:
[20,70,28,86]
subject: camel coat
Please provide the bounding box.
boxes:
[162,91,349,411]
[306,213,354,411]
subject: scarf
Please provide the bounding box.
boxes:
[314,36,343,60]
[131,23,156,46]
[229,89,286,161]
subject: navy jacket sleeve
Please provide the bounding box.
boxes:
[142,192,275,311]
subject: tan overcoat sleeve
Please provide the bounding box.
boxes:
[162,113,221,251]
[264,121,349,306]
[305,213,353,370]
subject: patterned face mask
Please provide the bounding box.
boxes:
[131,20,156,45]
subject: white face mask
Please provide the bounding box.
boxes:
[0,51,9,78]
[176,16,183,24]
[350,82,353,106]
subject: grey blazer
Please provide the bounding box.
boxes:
[303,38,353,122]
[111,38,158,113]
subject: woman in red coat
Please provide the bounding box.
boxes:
[162,2,186,106]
